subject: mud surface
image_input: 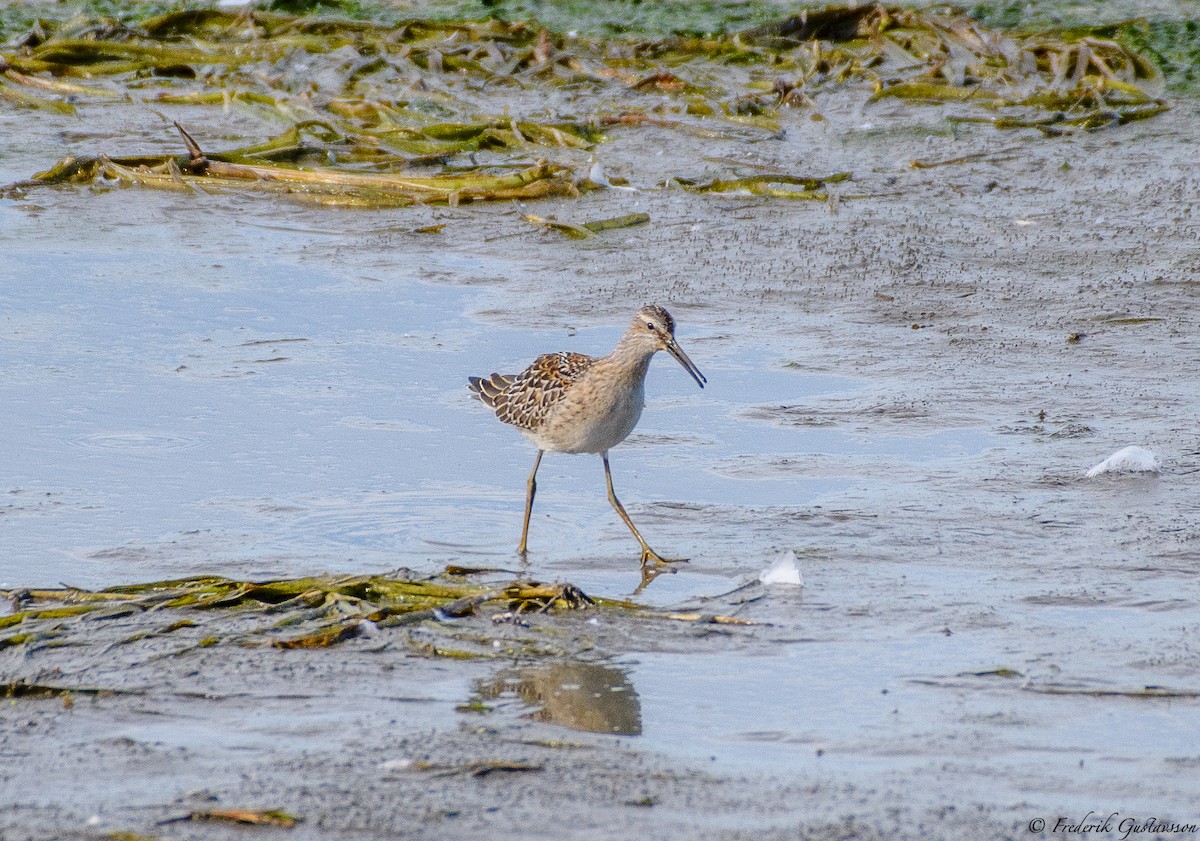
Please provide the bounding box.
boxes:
[3,6,1200,839]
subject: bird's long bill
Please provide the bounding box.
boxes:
[665,339,707,388]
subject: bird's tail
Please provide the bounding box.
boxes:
[468,373,513,409]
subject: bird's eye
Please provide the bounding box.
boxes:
[645,322,654,330]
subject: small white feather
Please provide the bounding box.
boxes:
[759,549,804,586]
[587,161,639,192]
[378,758,414,771]
[1085,445,1161,478]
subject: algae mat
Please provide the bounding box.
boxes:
[2,4,1170,207]
[1,568,749,666]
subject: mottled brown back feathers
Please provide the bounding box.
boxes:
[469,351,595,431]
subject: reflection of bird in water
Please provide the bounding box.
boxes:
[469,305,706,568]
[476,662,642,736]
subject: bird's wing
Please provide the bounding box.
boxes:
[482,351,594,430]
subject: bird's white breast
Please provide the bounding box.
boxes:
[527,363,646,454]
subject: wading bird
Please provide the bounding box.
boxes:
[469,304,706,567]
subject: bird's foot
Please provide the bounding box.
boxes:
[640,547,688,568]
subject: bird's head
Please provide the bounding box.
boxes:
[631,304,706,388]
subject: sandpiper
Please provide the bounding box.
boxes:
[469,304,706,566]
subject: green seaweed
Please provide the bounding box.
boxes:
[964,668,1024,678]
[676,171,849,200]
[432,0,783,39]
[1,680,124,698]
[0,4,1177,211]
[20,125,580,209]
[273,621,363,649]
[0,568,737,664]
[1116,19,1200,93]
[163,808,303,828]
[0,604,103,628]
[582,212,650,233]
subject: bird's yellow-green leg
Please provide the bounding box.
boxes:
[518,449,544,555]
[601,452,688,567]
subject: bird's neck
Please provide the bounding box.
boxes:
[604,335,656,378]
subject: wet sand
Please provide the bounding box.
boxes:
[3,12,1200,840]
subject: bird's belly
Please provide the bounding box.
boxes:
[533,384,644,454]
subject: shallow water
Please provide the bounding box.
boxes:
[1,195,992,589]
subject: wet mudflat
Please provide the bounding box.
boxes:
[3,3,1200,839]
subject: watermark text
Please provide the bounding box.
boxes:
[1026,812,1198,840]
